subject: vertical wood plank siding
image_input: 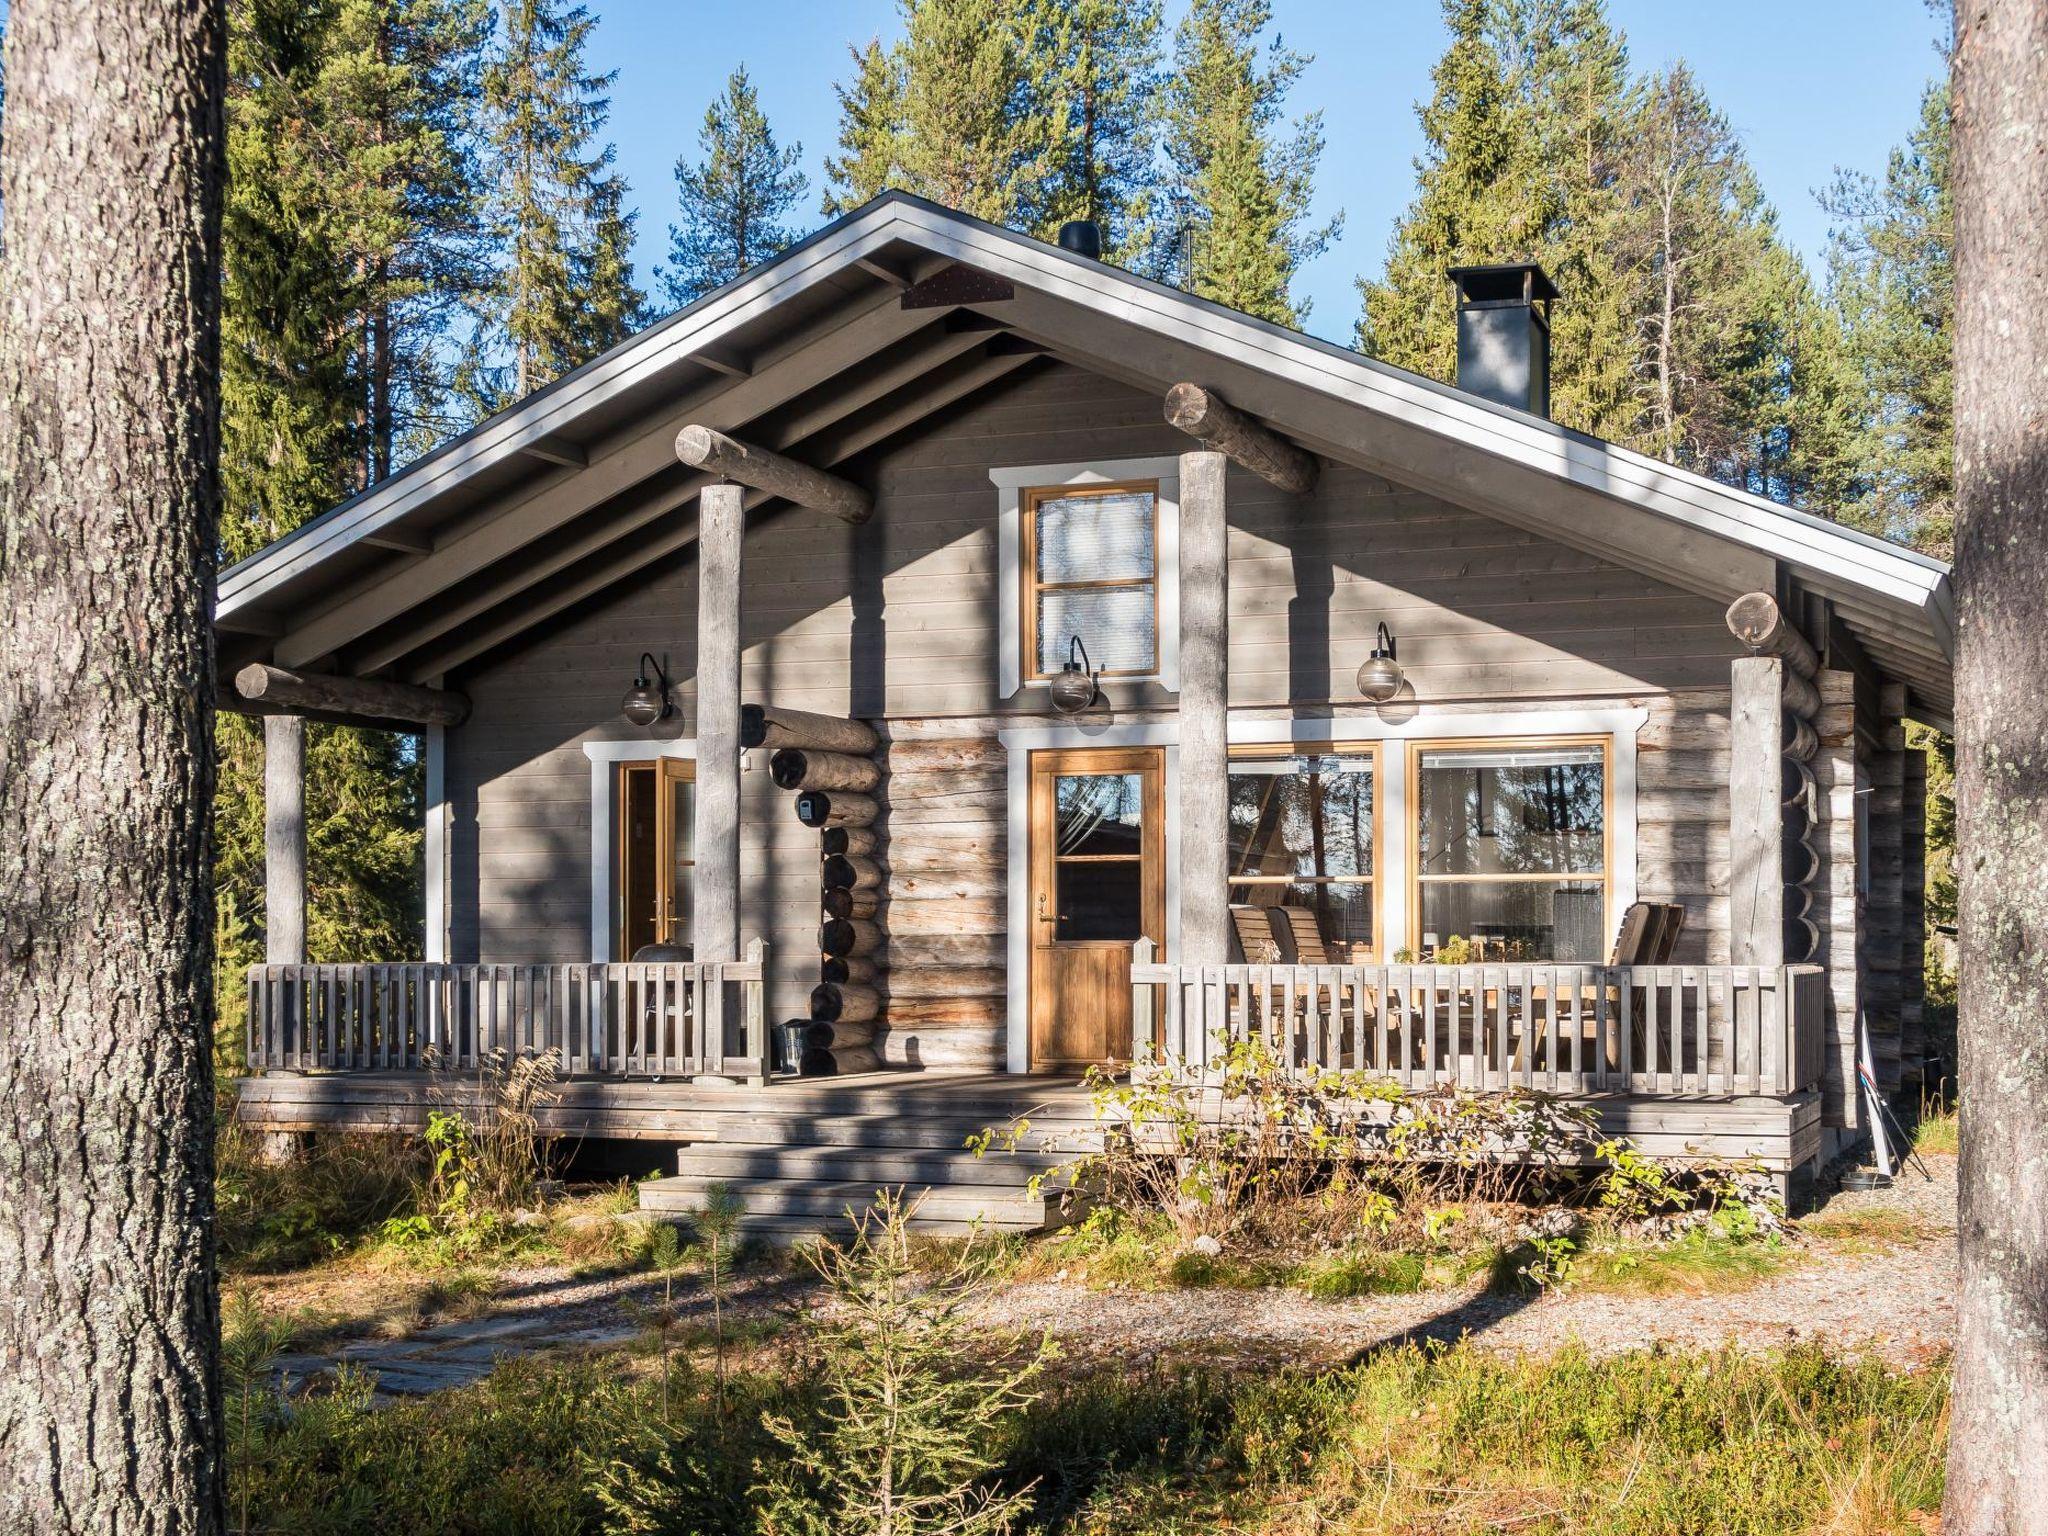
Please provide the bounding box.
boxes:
[443,365,1743,1064]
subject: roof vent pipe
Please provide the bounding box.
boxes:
[1447,262,1557,418]
[1057,220,1103,260]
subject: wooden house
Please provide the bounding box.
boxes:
[221,196,1952,1230]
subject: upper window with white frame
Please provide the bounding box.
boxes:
[1022,481,1159,679]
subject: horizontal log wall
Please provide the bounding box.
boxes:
[444,364,1747,1055]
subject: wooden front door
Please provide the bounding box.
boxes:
[1027,746,1165,1070]
[617,757,695,958]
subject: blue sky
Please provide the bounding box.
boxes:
[587,1,1949,344]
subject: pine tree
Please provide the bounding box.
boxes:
[321,0,495,480]
[664,65,809,306]
[822,37,905,215]
[1038,0,1165,260]
[470,0,645,408]
[1159,0,1338,326]
[1824,66,1955,555]
[823,0,1065,232]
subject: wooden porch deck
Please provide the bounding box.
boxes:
[235,1066,1821,1174]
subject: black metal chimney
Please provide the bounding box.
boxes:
[1447,262,1557,417]
[1057,220,1103,260]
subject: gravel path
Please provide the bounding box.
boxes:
[972,1156,1958,1371]
[255,1156,1956,1396]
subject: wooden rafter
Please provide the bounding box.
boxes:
[234,662,471,727]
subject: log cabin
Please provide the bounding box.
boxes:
[220,194,1952,1233]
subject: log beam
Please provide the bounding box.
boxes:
[1164,383,1319,496]
[235,662,470,727]
[673,424,873,524]
[1726,592,1820,679]
[740,704,879,755]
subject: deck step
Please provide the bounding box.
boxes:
[698,1112,1100,1155]
[674,1142,1072,1188]
[640,1175,1064,1232]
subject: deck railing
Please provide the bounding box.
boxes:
[1130,940,1826,1097]
[246,941,770,1082]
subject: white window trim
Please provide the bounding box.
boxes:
[991,456,1182,701]
[582,737,698,962]
[997,720,1182,1075]
[1227,708,1646,962]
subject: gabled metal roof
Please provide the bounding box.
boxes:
[217,192,1954,721]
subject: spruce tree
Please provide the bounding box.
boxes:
[823,0,1065,232]
[471,0,645,408]
[1159,0,1338,326]
[664,65,809,306]
[1039,0,1165,260]
[1359,0,1637,440]
[1824,67,1955,555]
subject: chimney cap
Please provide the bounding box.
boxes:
[1447,261,1558,307]
[1057,220,1103,260]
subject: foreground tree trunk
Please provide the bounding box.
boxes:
[1948,4,2048,1531]
[0,3,229,1533]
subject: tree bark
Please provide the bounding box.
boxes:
[1948,6,2048,1532]
[0,2,229,1533]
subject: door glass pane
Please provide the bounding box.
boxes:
[1037,584,1156,675]
[1056,859,1144,941]
[1417,747,1604,876]
[619,765,659,958]
[1034,489,1155,583]
[1419,878,1605,962]
[1055,773,1144,856]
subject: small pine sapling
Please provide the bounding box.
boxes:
[755,1190,1052,1536]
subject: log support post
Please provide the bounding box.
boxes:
[1178,449,1229,965]
[693,481,744,965]
[1729,654,1786,969]
[265,714,306,966]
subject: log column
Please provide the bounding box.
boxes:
[264,713,306,964]
[693,481,744,963]
[1178,449,1230,964]
[1728,654,1786,968]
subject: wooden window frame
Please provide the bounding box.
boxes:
[615,756,696,959]
[1227,743,1384,962]
[1020,479,1162,682]
[1405,735,1613,959]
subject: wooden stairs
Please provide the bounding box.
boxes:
[635,1072,1100,1240]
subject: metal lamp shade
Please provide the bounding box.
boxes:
[1048,665,1096,714]
[1356,652,1403,704]
[621,680,666,726]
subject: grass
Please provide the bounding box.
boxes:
[1911,1092,1959,1157]
[1799,1204,1941,1252]
[1568,1227,1799,1296]
[228,1336,1950,1535]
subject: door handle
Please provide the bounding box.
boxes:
[1037,891,1055,925]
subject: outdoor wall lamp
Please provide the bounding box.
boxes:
[1048,634,1099,714]
[620,651,676,727]
[1356,622,1404,704]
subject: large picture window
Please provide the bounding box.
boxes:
[1023,482,1158,678]
[1227,751,1377,959]
[1412,741,1608,961]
